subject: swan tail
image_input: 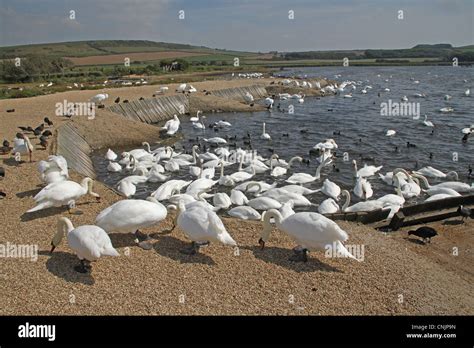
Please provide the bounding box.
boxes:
[102,246,120,257]
[27,201,53,213]
[334,240,360,261]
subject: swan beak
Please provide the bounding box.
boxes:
[50,244,56,254]
[258,238,265,250]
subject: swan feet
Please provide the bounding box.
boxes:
[179,241,208,255]
[289,248,308,262]
[134,230,154,250]
[74,260,91,273]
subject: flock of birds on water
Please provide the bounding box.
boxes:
[1,73,473,274]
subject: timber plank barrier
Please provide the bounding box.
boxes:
[56,122,96,179]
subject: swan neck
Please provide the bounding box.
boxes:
[261,209,282,242]
[341,190,351,211]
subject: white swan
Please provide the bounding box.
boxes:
[151,180,191,201]
[229,156,255,183]
[376,184,405,206]
[424,187,462,197]
[386,130,396,137]
[234,180,277,193]
[412,173,473,193]
[12,135,34,162]
[186,178,218,199]
[107,161,122,173]
[280,185,319,195]
[318,198,339,214]
[340,190,387,213]
[413,166,457,179]
[147,164,169,183]
[259,209,358,262]
[228,206,261,220]
[203,137,227,145]
[230,189,248,205]
[174,201,237,254]
[423,115,434,127]
[271,156,301,177]
[379,171,408,187]
[286,158,329,184]
[321,178,341,200]
[217,161,235,186]
[247,196,282,210]
[161,115,180,135]
[465,88,470,97]
[260,122,271,140]
[425,193,460,202]
[51,217,119,273]
[105,149,118,161]
[96,197,167,249]
[37,155,69,185]
[27,178,100,213]
[117,180,136,198]
[393,169,421,198]
[213,192,232,210]
[261,187,311,207]
[353,160,383,178]
[353,176,373,200]
[190,110,202,123]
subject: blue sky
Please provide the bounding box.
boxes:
[0,0,472,51]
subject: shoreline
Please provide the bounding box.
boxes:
[0,76,472,315]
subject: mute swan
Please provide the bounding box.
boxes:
[107,161,122,173]
[386,130,396,137]
[105,149,118,161]
[286,157,329,184]
[318,198,339,214]
[353,176,372,200]
[376,184,405,206]
[353,160,383,178]
[118,169,149,186]
[439,107,454,113]
[213,192,232,210]
[260,209,357,262]
[216,120,232,128]
[203,137,227,145]
[230,189,248,205]
[465,89,470,96]
[264,97,274,109]
[425,193,460,202]
[247,195,282,210]
[228,206,261,220]
[229,156,255,183]
[413,166,458,179]
[379,171,408,187]
[96,197,167,249]
[260,122,271,140]
[280,185,319,195]
[12,135,34,162]
[161,115,180,135]
[37,155,69,185]
[190,110,202,123]
[151,180,191,201]
[117,180,136,198]
[147,164,169,183]
[279,200,296,218]
[174,201,237,254]
[185,178,218,199]
[261,187,311,207]
[51,217,119,273]
[321,179,341,200]
[27,178,100,213]
[393,169,421,198]
[340,190,387,213]
[423,115,434,127]
[412,173,473,193]
[218,161,235,186]
[271,156,301,177]
[234,180,276,193]
[424,187,462,197]
[90,93,108,104]
[193,121,205,130]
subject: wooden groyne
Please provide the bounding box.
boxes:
[107,95,189,124]
[210,85,268,102]
[55,122,96,179]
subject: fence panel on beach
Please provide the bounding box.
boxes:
[211,85,268,101]
[107,95,189,124]
[56,122,96,179]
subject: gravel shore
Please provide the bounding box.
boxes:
[0,79,472,315]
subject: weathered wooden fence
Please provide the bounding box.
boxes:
[56,122,96,179]
[211,85,268,101]
[107,95,189,124]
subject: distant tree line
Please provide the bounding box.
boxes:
[0,55,73,82]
